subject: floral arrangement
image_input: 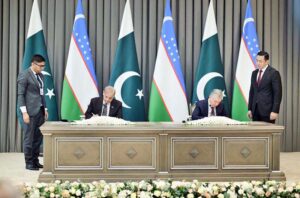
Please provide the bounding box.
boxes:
[22,180,300,198]
[186,116,248,125]
[73,116,133,125]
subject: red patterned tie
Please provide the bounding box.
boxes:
[257,70,263,86]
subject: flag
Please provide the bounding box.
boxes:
[18,0,58,122]
[61,0,99,121]
[109,0,145,121]
[192,0,229,112]
[148,0,189,122]
[232,0,259,121]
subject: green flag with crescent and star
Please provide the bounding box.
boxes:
[109,0,146,121]
[192,0,229,112]
[18,0,58,124]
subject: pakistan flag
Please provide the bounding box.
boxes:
[109,0,145,121]
[192,0,229,112]
[18,0,58,122]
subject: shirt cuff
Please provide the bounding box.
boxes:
[20,106,27,113]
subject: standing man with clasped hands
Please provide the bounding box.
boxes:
[17,54,48,170]
[248,51,282,123]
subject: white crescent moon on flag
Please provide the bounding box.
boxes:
[243,17,254,33]
[41,71,51,76]
[196,72,224,100]
[114,71,140,109]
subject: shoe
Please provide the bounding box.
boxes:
[26,164,39,171]
[35,162,43,168]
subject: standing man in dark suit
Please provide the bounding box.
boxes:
[85,86,123,119]
[192,89,228,120]
[17,54,48,170]
[248,51,282,123]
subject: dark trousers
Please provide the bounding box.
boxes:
[23,108,45,166]
[253,104,275,124]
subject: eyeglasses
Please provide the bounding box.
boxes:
[33,62,45,68]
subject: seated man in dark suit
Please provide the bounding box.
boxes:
[85,86,123,119]
[192,89,228,120]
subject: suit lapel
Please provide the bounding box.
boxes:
[96,97,103,115]
[259,66,271,88]
[109,99,115,116]
[204,100,209,116]
[28,68,40,89]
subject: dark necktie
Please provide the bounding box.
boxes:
[211,106,215,116]
[257,70,263,86]
[36,74,42,88]
[102,103,108,116]
[36,74,45,106]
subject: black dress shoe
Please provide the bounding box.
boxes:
[35,163,43,168]
[26,164,39,171]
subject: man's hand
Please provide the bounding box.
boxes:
[247,111,253,119]
[23,112,30,124]
[45,110,48,120]
[270,112,278,120]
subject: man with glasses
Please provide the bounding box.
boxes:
[17,54,48,171]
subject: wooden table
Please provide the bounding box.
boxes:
[39,122,285,182]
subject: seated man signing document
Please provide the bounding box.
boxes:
[85,86,122,119]
[192,89,228,120]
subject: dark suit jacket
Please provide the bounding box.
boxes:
[85,97,123,119]
[248,66,282,117]
[192,99,228,120]
[17,68,46,117]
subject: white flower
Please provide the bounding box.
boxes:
[278,187,284,193]
[140,191,151,198]
[197,186,205,194]
[117,182,125,189]
[255,187,264,196]
[49,186,55,193]
[238,189,244,195]
[212,185,219,191]
[147,184,153,191]
[55,180,61,185]
[161,191,171,197]
[50,193,55,198]
[29,189,40,198]
[191,183,197,190]
[287,186,293,192]
[154,190,161,197]
[268,186,275,193]
[295,193,300,198]
[36,183,42,188]
[70,188,76,195]
[138,180,147,190]
[130,193,137,198]
[75,190,81,196]
[187,193,194,198]
[110,184,118,194]
[217,194,224,198]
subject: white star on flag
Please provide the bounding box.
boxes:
[46,88,55,99]
[136,89,144,100]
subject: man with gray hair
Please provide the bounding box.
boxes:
[85,86,123,119]
[192,89,228,120]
